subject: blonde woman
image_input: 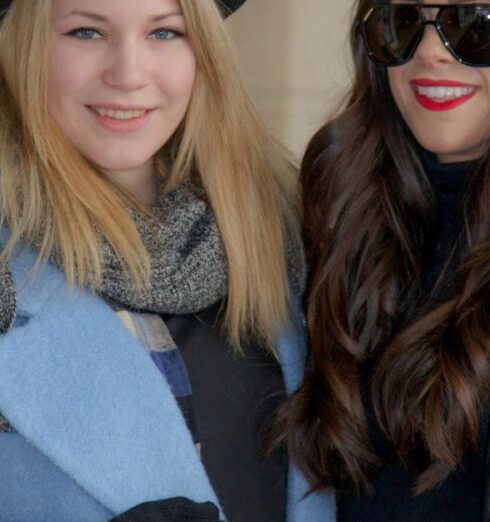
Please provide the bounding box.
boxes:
[0,0,332,521]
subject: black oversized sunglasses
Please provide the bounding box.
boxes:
[361,3,490,67]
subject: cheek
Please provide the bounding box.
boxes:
[481,70,490,109]
[47,45,95,110]
[387,67,408,112]
[155,51,196,104]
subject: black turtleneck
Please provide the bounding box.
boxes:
[337,150,487,522]
[418,148,479,297]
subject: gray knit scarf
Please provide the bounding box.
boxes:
[0,261,15,333]
[100,182,228,314]
[0,182,304,334]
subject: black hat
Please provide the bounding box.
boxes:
[0,0,247,19]
[0,0,10,15]
[220,0,247,17]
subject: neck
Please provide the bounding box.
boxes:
[103,160,158,206]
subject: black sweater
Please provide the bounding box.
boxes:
[163,304,287,522]
[338,150,487,522]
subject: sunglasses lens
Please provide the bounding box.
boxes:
[363,5,423,65]
[440,6,490,66]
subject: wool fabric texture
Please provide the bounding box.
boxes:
[0,261,15,333]
[0,181,305,334]
[0,182,225,334]
[99,182,228,314]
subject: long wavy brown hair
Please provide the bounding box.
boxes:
[278,0,490,495]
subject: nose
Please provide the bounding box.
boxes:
[103,39,148,91]
[413,23,456,68]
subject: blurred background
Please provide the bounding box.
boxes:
[227,0,356,158]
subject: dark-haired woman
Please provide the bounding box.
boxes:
[280,1,490,520]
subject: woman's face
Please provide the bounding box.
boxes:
[48,0,196,186]
[387,0,490,163]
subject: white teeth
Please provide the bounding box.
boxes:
[414,85,475,101]
[92,108,147,120]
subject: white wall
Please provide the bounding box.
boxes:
[227,0,356,158]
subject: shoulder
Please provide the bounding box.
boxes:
[7,245,67,317]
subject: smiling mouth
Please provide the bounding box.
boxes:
[412,85,476,102]
[89,107,150,121]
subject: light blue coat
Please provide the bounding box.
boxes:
[0,243,336,521]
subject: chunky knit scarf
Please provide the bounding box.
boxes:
[0,261,15,333]
[99,182,228,314]
[0,182,304,334]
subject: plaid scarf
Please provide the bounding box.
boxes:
[112,304,201,453]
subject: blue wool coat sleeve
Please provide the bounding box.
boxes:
[0,434,111,522]
[277,297,337,522]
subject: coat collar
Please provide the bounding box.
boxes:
[0,244,335,521]
[0,246,219,515]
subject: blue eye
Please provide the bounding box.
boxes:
[68,27,103,40]
[150,28,179,40]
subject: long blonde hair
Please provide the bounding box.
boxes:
[0,0,299,349]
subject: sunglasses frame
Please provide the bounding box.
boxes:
[361,3,490,67]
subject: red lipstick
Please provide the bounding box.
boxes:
[410,78,478,112]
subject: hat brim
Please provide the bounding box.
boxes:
[219,0,247,18]
[0,0,11,15]
[0,1,247,19]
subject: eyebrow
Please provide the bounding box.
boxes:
[62,10,183,23]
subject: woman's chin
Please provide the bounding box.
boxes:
[417,140,486,164]
[87,156,155,176]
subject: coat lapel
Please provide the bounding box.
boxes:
[0,242,336,522]
[0,246,220,516]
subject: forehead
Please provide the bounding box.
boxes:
[53,0,183,19]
